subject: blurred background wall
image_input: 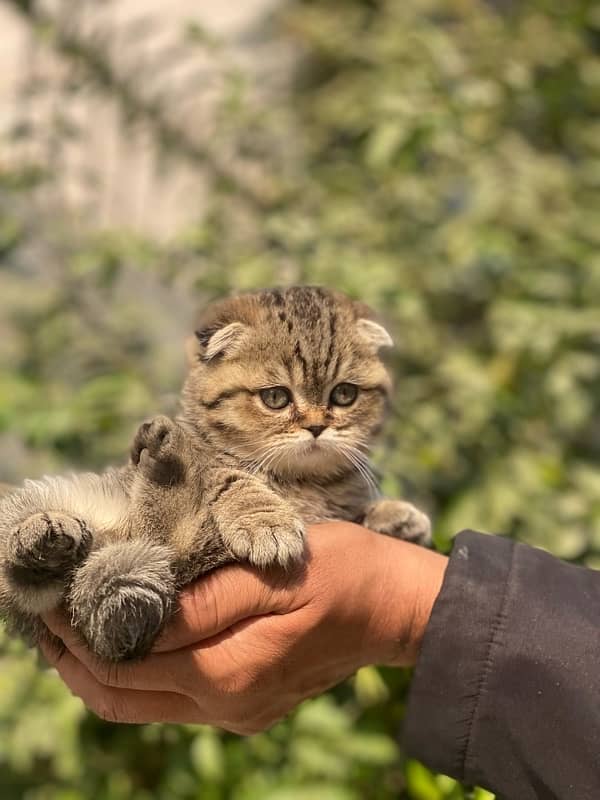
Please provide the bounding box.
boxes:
[1,1,599,798]
[0,0,282,235]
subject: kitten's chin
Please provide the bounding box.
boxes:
[269,441,352,481]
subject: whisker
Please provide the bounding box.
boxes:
[236,432,379,493]
[335,442,379,498]
[252,442,292,476]
[252,447,283,475]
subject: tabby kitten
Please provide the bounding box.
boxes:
[0,287,430,662]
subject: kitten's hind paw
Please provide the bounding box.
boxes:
[221,515,306,569]
[70,541,175,662]
[81,583,171,662]
[363,499,431,546]
[131,415,187,486]
[6,512,92,586]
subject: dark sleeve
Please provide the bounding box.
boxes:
[403,530,600,800]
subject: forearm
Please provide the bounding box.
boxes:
[404,530,600,798]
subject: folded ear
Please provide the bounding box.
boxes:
[356,318,393,350]
[187,321,248,364]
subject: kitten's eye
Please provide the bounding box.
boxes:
[260,386,292,410]
[330,383,358,407]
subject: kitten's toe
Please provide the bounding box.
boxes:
[6,512,92,582]
[131,416,186,486]
[364,500,431,546]
[131,415,180,462]
[223,517,306,569]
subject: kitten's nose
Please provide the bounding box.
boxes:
[306,425,326,439]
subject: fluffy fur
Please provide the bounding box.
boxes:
[0,287,430,661]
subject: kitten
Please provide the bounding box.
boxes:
[0,287,430,662]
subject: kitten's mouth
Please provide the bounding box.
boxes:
[282,436,329,459]
[303,437,330,454]
[258,437,353,480]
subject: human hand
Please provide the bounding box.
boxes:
[41,521,447,733]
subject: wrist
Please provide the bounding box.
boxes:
[366,534,448,667]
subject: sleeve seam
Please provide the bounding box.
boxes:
[459,538,516,779]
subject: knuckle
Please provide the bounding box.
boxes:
[234,726,262,736]
[228,715,275,736]
[243,720,269,735]
[213,668,241,697]
[223,719,262,736]
[222,724,248,735]
[216,664,259,697]
[93,660,114,686]
[191,579,220,633]
[246,700,278,728]
[91,693,140,725]
[93,696,123,724]
[91,659,127,689]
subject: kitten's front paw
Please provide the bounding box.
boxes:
[221,513,306,569]
[6,512,92,584]
[131,415,187,486]
[363,499,431,546]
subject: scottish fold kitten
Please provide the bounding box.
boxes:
[0,287,430,662]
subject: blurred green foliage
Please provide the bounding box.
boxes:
[1,0,600,797]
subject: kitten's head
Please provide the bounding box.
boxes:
[182,287,393,480]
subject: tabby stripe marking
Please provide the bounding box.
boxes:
[294,341,309,380]
[326,311,337,371]
[210,474,243,504]
[212,421,242,436]
[201,388,252,409]
[361,384,389,396]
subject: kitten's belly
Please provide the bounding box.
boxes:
[17,470,131,540]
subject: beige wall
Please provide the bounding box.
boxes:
[0,0,280,236]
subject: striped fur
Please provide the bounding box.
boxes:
[0,287,430,662]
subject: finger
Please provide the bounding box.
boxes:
[41,608,74,645]
[152,562,303,653]
[42,608,221,694]
[40,639,203,725]
[41,635,295,733]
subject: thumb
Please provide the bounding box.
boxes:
[153,561,305,653]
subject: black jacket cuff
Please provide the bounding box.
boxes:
[403,529,600,799]
[403,529,515,781]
